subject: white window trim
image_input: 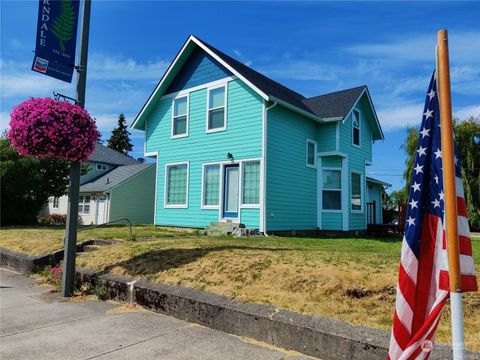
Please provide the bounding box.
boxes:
[206,84,227,133]
[79,195,91,215]
[201,163,221,209]
[164,161,189,208]
[96,164,107,170]
[321,167,343,213]
[241,160,261,208]
[52,197,60,209]
[350,170,364,213]
[352,109,361,148]
[306,139,317,168]
[171,94,189,139]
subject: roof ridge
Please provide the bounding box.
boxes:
[305,85,367,101]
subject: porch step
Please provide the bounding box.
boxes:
[204,222,243,236]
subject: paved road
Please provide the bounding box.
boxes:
[0,268,312,360]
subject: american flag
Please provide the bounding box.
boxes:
[388,72,477,360]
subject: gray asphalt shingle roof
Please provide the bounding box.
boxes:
[197,37,367,120]
[80,163,154,193]
[87,143,139,166]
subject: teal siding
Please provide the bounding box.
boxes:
[322,212,342,231]
[317,122,337,152]
[266,106,317,231]
[145,78,263,228]
[321,156,342,168]
[240,208,261,229]
[367,182,383,224]
[339,94,374,230]
[108,166,156,224]
[165,47,232,94]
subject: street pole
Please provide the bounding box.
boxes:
[61,0,91,297]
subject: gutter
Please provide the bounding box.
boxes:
[263,101,277,237]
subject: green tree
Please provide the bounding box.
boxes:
[0,135,70,225]
[107,113,133,155]
[401,117,480,229]
[51,0,76,52]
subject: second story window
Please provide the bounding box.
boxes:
[306,139,317,168]
[353,109,360,146]
[172,96,188,138]
[97,164,107,170]
[207,86,226,132]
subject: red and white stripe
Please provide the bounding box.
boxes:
[388,177,477,359]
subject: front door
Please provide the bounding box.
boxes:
[223,165,239,219]
[96,196,106,225]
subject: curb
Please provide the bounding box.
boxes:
[75,268,476,360]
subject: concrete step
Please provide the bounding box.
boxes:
[205,222,243,236]
[83,245,101,252]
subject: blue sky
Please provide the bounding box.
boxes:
[1,1,479,191]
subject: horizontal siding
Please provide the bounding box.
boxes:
[267,105,317,231]
[165,47,232,94]
[145,79,263,228]
[339,94,373,230]
[317,122,337,152]
[367,182,383,224]
[322,212,342,230]
[241,208,261,229]
[108,166,156,224]
[322,156,342,168]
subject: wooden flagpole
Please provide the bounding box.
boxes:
[437,29,466,359]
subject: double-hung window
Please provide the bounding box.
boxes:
[352,110,360,146]
[203,164,220,207]
[322,170,341,210]
[172,96,188,138]
[306,139,317,167]
[78,196,90,214]
[165,163,188,207]
[53,197,60,209]
[242,161,260,206]
[351,172,362,211]
[207,86,226,132]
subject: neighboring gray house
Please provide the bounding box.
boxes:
[45,143,156,225]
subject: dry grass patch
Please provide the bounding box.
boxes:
[0,225,194,255]
[76,236,480,351]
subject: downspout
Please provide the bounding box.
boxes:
[263,101,277,236]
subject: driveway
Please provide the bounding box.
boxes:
[0,268,312,360]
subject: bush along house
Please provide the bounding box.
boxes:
[131,35,389,234]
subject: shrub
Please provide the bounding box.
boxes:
[41,266,62,288]
[37,213,82,226]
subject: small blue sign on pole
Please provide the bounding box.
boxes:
[32,0,80,83]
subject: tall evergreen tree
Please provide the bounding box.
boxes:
[107,113,133,155]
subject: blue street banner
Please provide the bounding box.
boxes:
[32,0,80,83]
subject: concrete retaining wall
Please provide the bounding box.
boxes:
[75,269,474,360]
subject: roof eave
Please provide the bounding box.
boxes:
[269,96,341,123]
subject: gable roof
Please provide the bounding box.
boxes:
[80,163,154,193]
[132,35,384,140]
[87,143,139,166]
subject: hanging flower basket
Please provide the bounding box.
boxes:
[7,97,100,162]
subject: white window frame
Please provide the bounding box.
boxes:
[206,84,227,133]
[78,195,91,214]
[171,95,189,139]
[306,139,317,168]
[321,168,342,212]
[352,109,361,148]
[96,164,107,170]
[164,162,189,208]
[201,163,221,209]
[241,160,261,208]
[52,196,60,209]
[350,170,364,213]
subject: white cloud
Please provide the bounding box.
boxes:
[378,103,480,132]
[88,54,169,81]
[453,105,480,121]
[345,32,480,64]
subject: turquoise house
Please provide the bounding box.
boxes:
[132,35,389,233]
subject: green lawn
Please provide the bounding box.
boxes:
[1,225,479,351]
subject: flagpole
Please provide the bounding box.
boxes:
[436,29,465,360]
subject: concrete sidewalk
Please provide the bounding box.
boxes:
[0,268,312,360]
